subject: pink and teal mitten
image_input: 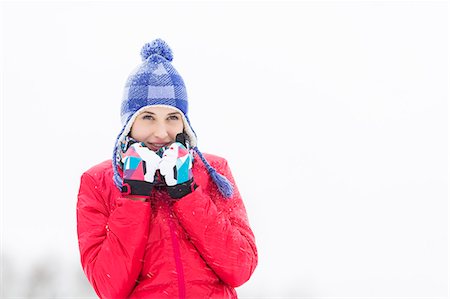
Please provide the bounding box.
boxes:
[121,142,162,197]
[159,141,197,199]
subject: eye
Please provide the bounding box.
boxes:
[142,114,154,120]
[168,115,179,121]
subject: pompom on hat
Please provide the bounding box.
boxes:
[112,38,233,198]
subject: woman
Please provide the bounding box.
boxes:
[77,39,258,298]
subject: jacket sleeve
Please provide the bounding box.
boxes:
[77,172,151,299]
[172,159,258,287]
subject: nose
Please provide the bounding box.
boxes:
[152,122,169,140]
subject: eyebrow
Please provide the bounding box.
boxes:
[141,111,180,116]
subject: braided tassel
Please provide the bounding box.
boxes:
[193,147,234,198]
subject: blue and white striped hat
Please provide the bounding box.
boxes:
[112,38,233,198]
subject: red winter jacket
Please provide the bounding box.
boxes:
[77,153,257,298]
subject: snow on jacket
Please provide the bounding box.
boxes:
[77,153,258,298]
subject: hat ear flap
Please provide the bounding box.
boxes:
[112,114,134,191]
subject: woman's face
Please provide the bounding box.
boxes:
[130,106,184,151]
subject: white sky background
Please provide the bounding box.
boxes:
[1,0,448,297]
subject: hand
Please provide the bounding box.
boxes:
[121,142,162,198]
[159,142,196,199]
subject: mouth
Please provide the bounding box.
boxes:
[147,143,170,151]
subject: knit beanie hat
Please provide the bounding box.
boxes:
[112,38,233,198]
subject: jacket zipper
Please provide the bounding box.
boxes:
[165,203,186,299]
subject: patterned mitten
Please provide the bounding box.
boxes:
[159,140,197,199]
[121,142,162,198]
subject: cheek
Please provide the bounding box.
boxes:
[168,122,184,138]
[130,124,150,142]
